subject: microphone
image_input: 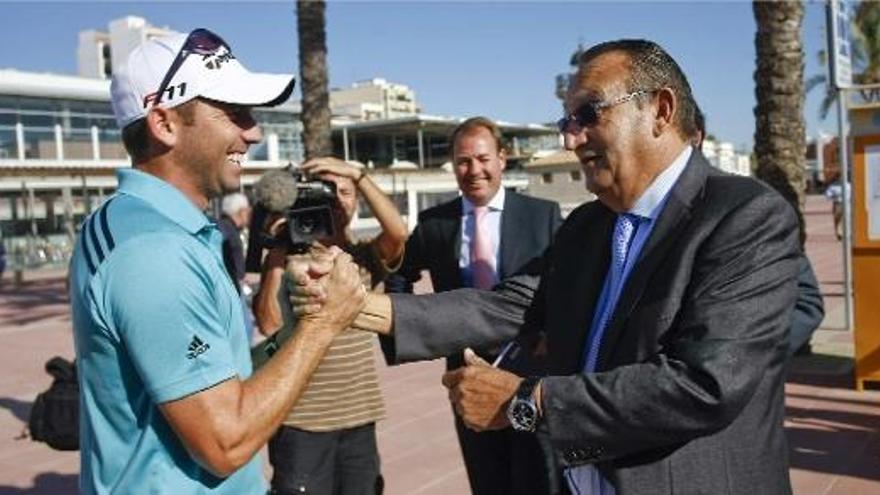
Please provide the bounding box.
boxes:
[253,169,299,213]
[245,169,299,272]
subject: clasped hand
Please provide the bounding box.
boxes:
[286,244,366,331]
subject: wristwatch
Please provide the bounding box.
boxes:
[507,376,540,432]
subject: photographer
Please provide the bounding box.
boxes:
[252,157,407,495]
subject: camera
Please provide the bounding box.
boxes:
[282,175,338,249]
[245,168,339,271]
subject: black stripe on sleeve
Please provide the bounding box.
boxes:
[99,197,116,252]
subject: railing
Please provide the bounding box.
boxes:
[4,234,73,271]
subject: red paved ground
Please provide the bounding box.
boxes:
[0,194,877,494]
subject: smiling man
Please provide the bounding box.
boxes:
[69,30,366,494]
[384,117,562,495]
[328,40,800,495]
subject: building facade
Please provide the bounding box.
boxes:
[0,16,561,273]
[330,78,419,121]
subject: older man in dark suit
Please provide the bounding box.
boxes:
[312,39,799,494]
[385,116,562,495]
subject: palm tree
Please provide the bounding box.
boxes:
[297,0,332,160]
[753,0,807,245]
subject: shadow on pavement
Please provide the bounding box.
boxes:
[786,422,880,482]
[0,397,32,423]
[0,472,78,494]
[784,354,880,483]
[786,354,854,388]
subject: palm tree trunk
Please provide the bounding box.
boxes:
[753,0,806,245]
[297,0,332,160]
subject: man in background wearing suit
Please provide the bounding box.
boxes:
[385,116,562,495]
[316,39,799,494]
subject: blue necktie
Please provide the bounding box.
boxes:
[584,213,638,372]
[568,213,640,495]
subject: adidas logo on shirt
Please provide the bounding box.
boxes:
[186,335,211,360]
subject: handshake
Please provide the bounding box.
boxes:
[282,245,368,336]
[283,246,533,434]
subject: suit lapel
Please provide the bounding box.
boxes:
[595,153,710,370]
[444,198,464,287]
[499,192,521,279]
[550,204,615,373]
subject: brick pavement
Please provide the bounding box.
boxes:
[0,194,877,494]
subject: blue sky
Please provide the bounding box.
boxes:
[0,1,836,151]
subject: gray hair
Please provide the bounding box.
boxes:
[221,193,250,217]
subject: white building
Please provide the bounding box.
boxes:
[330,78,419,121]
[701,138,751,176]
[77,16,176,79]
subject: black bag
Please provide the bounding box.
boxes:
[28,356,79,451]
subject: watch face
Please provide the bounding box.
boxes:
[511,400,537,431]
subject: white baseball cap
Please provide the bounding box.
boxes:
[110,29,295,128]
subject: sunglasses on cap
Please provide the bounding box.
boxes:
[557,90,652,133]
[153,28,231,106]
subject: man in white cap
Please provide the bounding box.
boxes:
[69,28,366,494]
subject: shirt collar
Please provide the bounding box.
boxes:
[116,168,212,234]
[628,145,692,220]
[462,186,506,215]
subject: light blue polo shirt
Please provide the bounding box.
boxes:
[70,168,265,495]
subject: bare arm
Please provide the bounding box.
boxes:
[159,251,364,477]
[252,247,286,336]
[301,157,408,265]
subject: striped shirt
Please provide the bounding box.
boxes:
[274,241,392,432]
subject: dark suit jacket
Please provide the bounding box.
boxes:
[385,190,561,369]
[386,190,561,293]
[388,152,800,494]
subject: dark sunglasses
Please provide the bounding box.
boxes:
[557,90,651,133]
[152,28,230,106]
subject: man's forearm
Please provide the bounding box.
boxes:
[161,318,338,477]
[227,319,337,462]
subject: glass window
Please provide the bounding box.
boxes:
[97,128,127,160]
[20,113,56,127]
[541,173,553,184]
[94,117,117,130]
[0,95,20,110]
[18,97,62,113]
[249,140,268,161]
[357,191,407,219]
[23,129,57,159]
[66,116,94,130]
[63,129,93,159]
[0,113,17,126]
[569,170,582,182]
[0,128,18,159]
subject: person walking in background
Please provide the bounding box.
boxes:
[385,116,562,495]
[825,177,846,241]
